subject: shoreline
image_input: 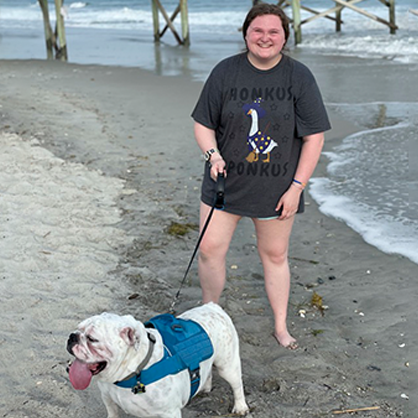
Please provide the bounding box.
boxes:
[0,58,416,417]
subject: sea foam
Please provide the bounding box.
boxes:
[310,177,418,264]
[310,102,418,265]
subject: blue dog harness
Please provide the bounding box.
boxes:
[115,314,214,399]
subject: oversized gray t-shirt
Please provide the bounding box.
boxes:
[192,53,331,218]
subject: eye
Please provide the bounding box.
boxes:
[86,335,98,343]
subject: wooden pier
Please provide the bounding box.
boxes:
[35,0,403,58]
[279,0,398,45]
[152,0,399,46]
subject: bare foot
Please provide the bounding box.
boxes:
[274,331,298,350]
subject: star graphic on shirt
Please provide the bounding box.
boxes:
[229,132,236,140]
[273,123,281,131]
[239,125,246,133]
[282,135,289,143]
[228,112,235,119]
[273,149,282,160]
[283,113,291,120]
[270,103,278,111]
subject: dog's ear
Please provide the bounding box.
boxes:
[120,327,137,346]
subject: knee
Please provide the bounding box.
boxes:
[199,236,228,262]
[260,245,289,266]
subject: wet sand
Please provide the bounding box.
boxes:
[0,57,416,417]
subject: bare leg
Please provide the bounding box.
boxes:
[253,216,297,349]
[198,202,241,303]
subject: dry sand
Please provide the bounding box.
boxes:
[0,58,416,418]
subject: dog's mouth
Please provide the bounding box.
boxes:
[68,359,107,390]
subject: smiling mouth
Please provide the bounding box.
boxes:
[90,361,107,375]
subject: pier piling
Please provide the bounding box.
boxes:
[151,0,190,46]
[38,0,68,60]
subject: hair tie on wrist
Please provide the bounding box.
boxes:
[292,178,306,189]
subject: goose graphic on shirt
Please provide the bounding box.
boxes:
[243,98,278,163]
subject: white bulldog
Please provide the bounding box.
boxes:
[67,302,249,418]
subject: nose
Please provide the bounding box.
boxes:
[259,31,269,42]
[67,333,79,355]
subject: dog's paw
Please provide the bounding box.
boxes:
[232,402,250,416]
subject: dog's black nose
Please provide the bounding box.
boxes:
[67,333,79,355]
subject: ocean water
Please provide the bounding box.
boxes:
[1,0,418,74]
[1,0,417,264]
[310,102,418,265]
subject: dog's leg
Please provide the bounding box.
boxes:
[201,369,213,393]
[217,361,249,415]
[214,333,249,415]
[101,391,120,418]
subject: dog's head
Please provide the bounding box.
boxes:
[67,312,146,390]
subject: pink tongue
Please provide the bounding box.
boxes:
[68,359,93,390]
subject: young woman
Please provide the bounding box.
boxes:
[192,3,331,349]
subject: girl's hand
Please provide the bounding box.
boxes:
[275,185,302,220]
[209,154,226,181]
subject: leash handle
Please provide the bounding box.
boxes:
[215,172,225,209]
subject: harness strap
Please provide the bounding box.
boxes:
[114,315,214,400]
[114,332,156,394]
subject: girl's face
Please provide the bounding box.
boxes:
[245,14,286,69]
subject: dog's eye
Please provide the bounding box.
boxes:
[86,335,98,343]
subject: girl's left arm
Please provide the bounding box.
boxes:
[276,132,325,220]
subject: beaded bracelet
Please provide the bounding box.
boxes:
[292,178,307,189]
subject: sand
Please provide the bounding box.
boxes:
[0,57,416,418]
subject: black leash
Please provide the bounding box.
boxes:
[169,173,225,314]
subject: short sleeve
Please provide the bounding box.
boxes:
[191,64,225,130]
[293,63,331,138]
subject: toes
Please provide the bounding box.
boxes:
[285,341,299,350]
[272,332,298,350]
